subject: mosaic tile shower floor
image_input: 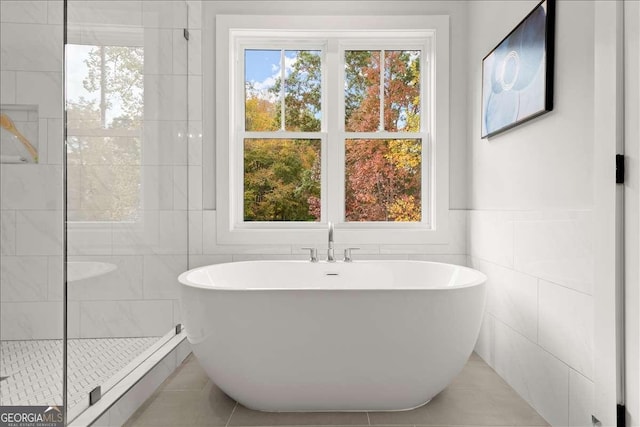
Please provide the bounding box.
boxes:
[0,337,158,409]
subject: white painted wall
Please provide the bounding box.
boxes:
[467,1,598,426]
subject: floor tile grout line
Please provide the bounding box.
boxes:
[226,401,238,427]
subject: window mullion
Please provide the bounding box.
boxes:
[280,49,286,131]
[327,39,342,224]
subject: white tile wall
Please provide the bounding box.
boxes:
[514,210,594,295]
[173,28,188,75]
[67,1,143,27]
[493,319,570,427]
[110,211,187,256]
[187,29,202,76]
[2,0,189,342]
[1,164,62,210]
[15,210,63,256]
[46,118,63,164]
[471,209,595,427]
[472,258,538,342]
[144,28,174,76]
[143,1,188,29]
[79,300,173,338]
[188,75,203,121]
[474,313,493,366]
[539,280,594,379]
[144,75,187,121]
[15,71,63,118]
[67,226,113,256]
[0,210,16,255]
[188,210,203,255]
[0,71,16,103]
[47,1,63,26]
[142,166,175,210]
[187,254,233,269]
[142,254,186,299]
[0,23,62,72]
[186,0,202,31]
[188,121,203,166]
[0,1,49,24]
[407,254,468,265]
[0,301,63,340]
[569,368,595,427]
[47,256,63,301]
[468,210,514,267]
[142,120,188,166]
[173,166,189,210]
[68,256,144,301]
[0,256,48,301]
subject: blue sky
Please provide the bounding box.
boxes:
[245,49,281,82]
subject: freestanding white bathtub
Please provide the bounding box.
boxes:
[179,260,487,412]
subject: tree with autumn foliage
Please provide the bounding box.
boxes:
[243,50,321,221]
[344,50,422,222]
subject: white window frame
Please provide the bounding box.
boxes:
[215,15,450,245]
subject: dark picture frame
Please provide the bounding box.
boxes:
[481,0,555,138]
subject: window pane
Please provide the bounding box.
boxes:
[244,139,321,221]
[345,50,380,132]
[345,139,421,222]
[245,49,322,132]
[66,44,143,222]
[245,49,281,131]
[284,50,321,132]
[384,50,421,132]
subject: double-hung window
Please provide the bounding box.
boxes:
[215,15,450,244]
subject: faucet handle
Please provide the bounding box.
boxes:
[343,248,360,263]
[301,247,318,263]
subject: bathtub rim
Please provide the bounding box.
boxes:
[178,259,487,292]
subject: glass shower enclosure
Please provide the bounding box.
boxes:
[1,0,189,424]
[64,0,189,421]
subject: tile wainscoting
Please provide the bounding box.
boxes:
[469,209,594,427]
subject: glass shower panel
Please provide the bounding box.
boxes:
[65,0,188,417]
[0,0,65,418]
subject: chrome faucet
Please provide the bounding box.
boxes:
[327,221,335,262]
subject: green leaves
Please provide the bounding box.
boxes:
[244,139,321,222]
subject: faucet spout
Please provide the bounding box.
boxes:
[327,221,335,262]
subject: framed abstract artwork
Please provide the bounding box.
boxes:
[481,0,555,138]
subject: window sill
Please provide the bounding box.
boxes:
[215,215,451,246]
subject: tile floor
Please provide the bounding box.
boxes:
[0,337,159,409]
[124,352,550,427]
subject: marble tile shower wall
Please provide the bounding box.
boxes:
[469,209,594,427]
[1,1,192,340]
[64,1,190,339]
[0,0,65,341]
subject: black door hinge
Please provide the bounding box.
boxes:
[616,154,625,184]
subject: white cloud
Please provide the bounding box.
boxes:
[247,53,299,102]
